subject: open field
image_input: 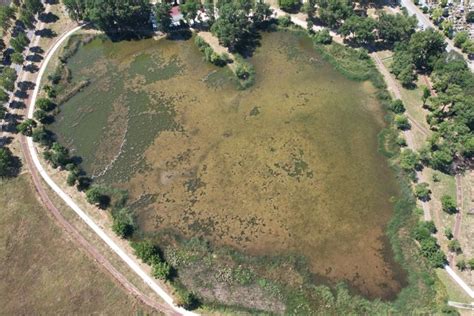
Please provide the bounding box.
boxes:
[0,174,156,314]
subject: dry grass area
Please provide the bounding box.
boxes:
[0,174,153,314]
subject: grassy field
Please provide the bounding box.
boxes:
[0,174,155,314]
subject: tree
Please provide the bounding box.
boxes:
[409,29,446,71]
[413,220,436,241]
[19,7,35,29]
[11,31,30,53]
[180,0,200,24]
[43,142,70,168]
[444,227,453,239]
[448,239,461,253]
[317,0,352,28]
[419,236,446,268]
[422,86,430,105]
[456,259,466,271]
[112,208,135,238]
[399,149,419,173]
[211,2,251,50]
[0,147,16,177]
[10,52,24,65]
[152,261,171,280]
[24,0,44,15]
[85,186,109,208]
[84,0,151,36]
[441,195,457,214]
[377,12,417,46]
[32,126,54,147]
[0,5,15,32]
[36,98,55,112]
[389,99,405,113]
[131,240,160,264]
[154,2,171,33]
[394,114,410,130]
[339,15,376,45]
[313,29,332,44]
[414,182,431,201]
[453,31,468,48]
[253,0,273,28]
[430,148,453,172]
[16,119,37,136]
[278,0,300,12]
[33,109,50,124]
[0,89,9,103]
[0,67,18,92]
[62,0,87,21]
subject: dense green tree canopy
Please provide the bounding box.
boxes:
[317,0,352,28]
[339,15,376,45]
[377,12,417,45]
[211,1,251,50]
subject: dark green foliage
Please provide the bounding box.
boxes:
[0,67,18,92]
[35,98,55,112]
[399,149,419,177]
[235,58,256,89]
[317,0,352,28]
[313,29,332,45]
[339,15,376,45]
[11,52,24,65]
[33,109,51,124]
[131,240,160,265]
[174,287,200,310]
[154,2,172,33]
[419,236,446,268]
[24,0,44,15]
[85,186,110,209]
[0,5,15,32]
[414,182,431,201]
[413,220,436,241]
[441,195,457,214]
[32,126,54,147]
[0,147,16,177]
[456,259,466,270]
[43,142,70,168]
[447,239,461,253]
[278,14,292,27]
[69,0,151,36]
[377,12,417,46]
[11,31,30,53]
[278,0,300,12]
[152,261,171,280]
[389,99,405,113]
[16,119,37,136]
[253,0,273,28]
[112,208,135,238]
[180,0,199,23]
[444,227,453,239]
[194,36,228,67]
[408,29,446,72]
[211,1,251,50]
[394,114,410,130]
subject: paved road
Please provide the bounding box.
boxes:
[22,23,197,316]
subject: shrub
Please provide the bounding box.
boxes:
[448,239,461,253]
[444,227,453,239]
[112,208,135,239]
[441,195,457,214]
[468,258,474,269]
[414,182,430,201]
[16,119,37,136]
[413,220,436,241]
[175,288,199,309]
[278,0,300,12]
[36,98,55,112]
[152,261,171,280]
[389,99,405,113]
[85,186,110,209]
[0,147,16,177]
[235,59,256,89]
[131,240,160,265]
[394,114,410,130]
[313,29,332,45]
[456,259,466,271]
[278,14,292,27]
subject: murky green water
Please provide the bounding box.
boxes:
[50,31,406,299]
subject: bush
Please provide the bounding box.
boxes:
[112,208,135,239]
[175,288,199,310]
[36,98,55,112]
[468,258,474,269]
[444,227,453,240]
[313,29,332,45]
[456,259,466,271]
[278,14,292,27]
[85,186,110,209]
[131,240,160,265]
[441,195,457,214]
[448,239,461,253]
[278,0,300,12]
[413,220,436,241]
[414,182,430,201]
[16,119,37,136]
[235,59,256,89]
[394,114,410,130]
[0,147,16,177]
[419,236,446,268]
[152,261,171,280]
[389,99,405,113]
